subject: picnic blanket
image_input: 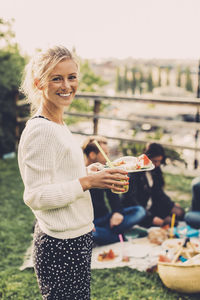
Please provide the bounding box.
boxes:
[19,236,163,272]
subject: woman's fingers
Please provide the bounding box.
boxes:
[107,179,129,186]
[108,168,128,175]
[103,169,129,182]
[87,162,104,174]
[87,168,129,190]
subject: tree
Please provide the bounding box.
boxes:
[69,60,108,114]
[78,60,107,93]
[138,69,145,94]
[185,67,193,92]
[0,18,15,46]
[176,65,182,87]
[166,67,170,86]
[146,69,154,92]
[0,19,26,157]
[157,67,162,87]
[130,67,137,94]
[115,67,123,92]
[123,66,129,93]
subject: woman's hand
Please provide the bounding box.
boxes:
[110,212,124,228]
[79,168,129,192]
[152,216,164,226]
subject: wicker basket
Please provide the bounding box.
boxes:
[158,262,200,293]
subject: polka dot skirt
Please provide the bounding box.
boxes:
[33,223,93,300]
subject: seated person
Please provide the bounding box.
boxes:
[122,143,185,228]
[82,136,146,245]
[184,177,200,228]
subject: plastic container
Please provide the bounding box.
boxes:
[174,225,199,238]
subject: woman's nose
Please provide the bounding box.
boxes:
[62,79,70,89]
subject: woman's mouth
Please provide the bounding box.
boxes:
[57,93,71,97]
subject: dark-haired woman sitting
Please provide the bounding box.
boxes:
[122,143,185,228]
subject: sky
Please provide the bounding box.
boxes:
[1,0,200,60]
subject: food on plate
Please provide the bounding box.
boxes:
[97,249,117,261]
[112,160,126,167]
[137,154,153,169]
[111,154,154,172]
[122,255,130,262]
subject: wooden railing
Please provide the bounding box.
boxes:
[16,92,200,154]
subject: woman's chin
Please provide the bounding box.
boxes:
[62,99,73,107]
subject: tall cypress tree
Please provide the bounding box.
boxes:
[157,67,162,87]
[185,67,193,92]
[147,69,154,92]
[138,69,145,94]
[115,67,122,92]
[131,67,137,94]
[176,65,182,87]
[166,67,170,86]
[123,66,129,93]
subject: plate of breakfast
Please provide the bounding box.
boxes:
[94,249,122,264]
[111,154,155,173]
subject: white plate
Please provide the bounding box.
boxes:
[113,156,155,173]
[126,244,150,258]
[128,165,155,173]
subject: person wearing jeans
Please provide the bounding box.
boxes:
[185,177,200,229]
[92,189,146,245]
[82,136,146,246]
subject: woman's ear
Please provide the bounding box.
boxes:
[88,151,97,163]
[34,78,42,90]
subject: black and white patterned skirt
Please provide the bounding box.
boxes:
[33,222,93,300]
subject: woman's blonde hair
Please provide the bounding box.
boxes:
[20,45,79,113]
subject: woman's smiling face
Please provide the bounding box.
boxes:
[43,58,78,109]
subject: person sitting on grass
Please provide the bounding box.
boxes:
[121,142,185,228]
[82,136,146,245]
[184,177,200,229]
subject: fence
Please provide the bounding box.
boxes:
[16,92,200,167]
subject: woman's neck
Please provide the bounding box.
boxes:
[41,103,64,125]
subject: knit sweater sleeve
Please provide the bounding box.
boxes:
[20,122,84,211]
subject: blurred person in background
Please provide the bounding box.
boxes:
[122,143,185,228]
[184,177,200,228]
[18,46,129,300]
[82,136,146,245]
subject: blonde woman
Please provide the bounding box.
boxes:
[18,45,129,300]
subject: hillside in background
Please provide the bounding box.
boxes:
[88,57,198,98]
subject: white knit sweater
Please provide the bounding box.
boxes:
[18,117,94,239]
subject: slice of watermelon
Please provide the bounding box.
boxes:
[137,154,152,167]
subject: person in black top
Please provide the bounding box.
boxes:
[122,143,185,228]
[184,176,200,228]
[82,136,146,245]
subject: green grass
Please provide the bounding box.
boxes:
[164,172,194,209]
[0,158,200,299]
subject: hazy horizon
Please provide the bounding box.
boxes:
[1,0,200,61]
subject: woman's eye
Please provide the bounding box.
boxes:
[69,75,77,80]
[52,77,62,81]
